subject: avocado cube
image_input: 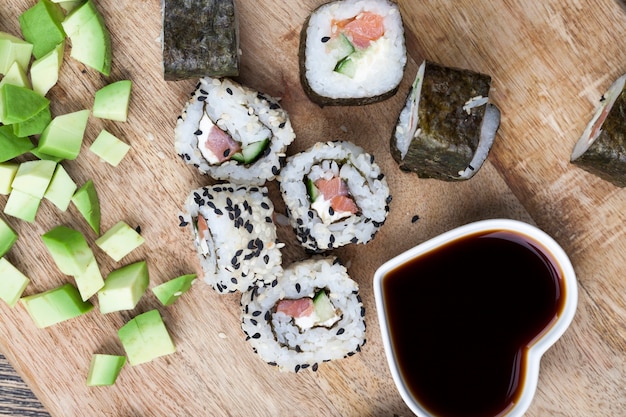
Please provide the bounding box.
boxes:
[92,80,132,122]
[62,0,111,76]
[89,130,130,166]
[152,274,196,306]
[71,179,100,234]
[4,189,41,223]
[0,32,33,76]
[0,126,34,162]
[20,283,93,328]
[86,354,126,386]
[19,0,66,59]
[41,225,94,276]
[0,162,19,195]
[30,41,64,96]
[0,218,18,257]
[0,258,30,307]
[95,221,144,262]
[0,61,31,89]
[98,261,149,314]
[1,84,50,125]
[11,159,57,198]
[36,109,90,160]
[74,256,104,301]
[43,163,76,211]
[12,106,51,137]
[118,309,176,366]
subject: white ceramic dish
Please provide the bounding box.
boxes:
[373,218,578,417]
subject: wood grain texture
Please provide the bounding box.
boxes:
[0,0,625,416]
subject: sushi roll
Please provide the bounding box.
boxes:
[299,0,407,106]
[279,141,390,252]
[570,73,626,187]
[175,77,296,185]
[240,256,366,373]
[391,60,501,181]
[162,0,240,81]
[181,184,284,294]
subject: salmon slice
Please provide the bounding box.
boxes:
[334,11,385,49]
[330,195,359,214]
[314,177,359,214]
[276,297,315,318]
[203,125,241,163]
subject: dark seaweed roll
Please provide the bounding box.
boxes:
[181,184,284,294]
[570,73,626,187]
[240,256,366,372]
[162,0,240,81]
[391,60,501,181]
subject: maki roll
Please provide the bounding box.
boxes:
[299,0,407,106]
[181,184,284,294]
[175,77,296,185]
[162,0,239,81]
[240,256,366,373]
[391,60,501,181]
[570,73,626,187]
[279,141,390,252]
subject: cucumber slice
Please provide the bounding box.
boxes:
[334,53,361,78]
[306,177,320,202]
[327,33,355,61]
[313,290,336,323]
[230,138,269,164]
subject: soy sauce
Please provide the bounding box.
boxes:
[382,230,565,417]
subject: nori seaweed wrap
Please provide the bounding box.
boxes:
[161,0,240,81]
[390,61,501,181]
[570,73,626,187]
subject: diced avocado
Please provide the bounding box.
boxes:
[11,159,57,198]
[74,255,104,301]
[0,217,18,257]
[41,225,94,276]
[30,41,64,96]
[86,354,126,386]
[0,125,35,162]
[328,33,355,61]
[92,80,132,122]
[0,61,31,89]
[152,273,196,306]
[89,130,130,166]
[20,282,93,328]
[118,309,176,366]
[62,0,112,76]
[97,261,149,314]
[29,148,64,163]
[0,162,19,195]
[36,109,90,160]
[4,189,41,223]
[0,32,33,76]
[18,0,66,59]
[95,221,144,262]
[0,258,30,308]
[334,52,361,78]
[306,177,320,202]
[313,290,337,323]
[71,179,100,234]
[0,84,50,125]
[12,106,51,137]
[43,163,76,211]
[230,138,269,165]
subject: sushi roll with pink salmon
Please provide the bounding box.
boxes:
[175,77,296,185]
[240,256,366,372]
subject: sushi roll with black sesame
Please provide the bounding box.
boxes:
[240,256,366,373]
[570,73,626,187]
[391,60,501,181]
[181,184,284,294]
[175,77,296,185]
[299,0,407,106]
[279,141,390,252]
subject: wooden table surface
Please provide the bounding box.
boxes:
[2,0,626,416]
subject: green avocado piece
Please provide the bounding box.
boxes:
[29,148,64,163]
[0,162,19,195]
[43,163,77,211]
[0,61,31,89]
[98,261,149,314]
[1,83,50,125]
[89,130,130,166]
[36,109,90,160]
[11,159,57,198]
[3,189,41,223]
[151,273,196,306]
[74,256,104,301]
[41,225,94,276]
[19,0,66,59]
[12,106,52,138]
[30,41,64,96]
[0,32,33,76]
[92,80,132,122]
[313,290,337,323]
[0,258,30,308]
[20,282,93,328]
[0,125,35,162]
[86,354,126,386]
[118,309,176,366]
[62,0,111,76]
[95,221,144,262]
[0,217,18,257]
[71,179,101,234]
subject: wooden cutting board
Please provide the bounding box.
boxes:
[1,0,626,416]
